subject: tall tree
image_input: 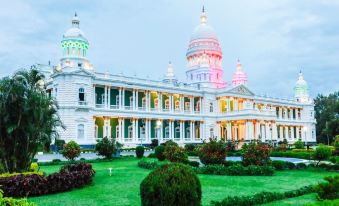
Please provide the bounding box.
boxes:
[0,67,64,172]
[314,91,339,145]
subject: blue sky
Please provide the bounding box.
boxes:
[0,0,338,98]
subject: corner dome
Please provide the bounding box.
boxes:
[63,13,88,42]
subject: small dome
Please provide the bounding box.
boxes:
[294,71,309,102]
[63,13,88,42]
[232,60,248,86]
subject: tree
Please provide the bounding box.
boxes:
[0,67,63,173]
[95,137,120,159]
[314,92,339,145]
[313,144,332,166]
[198,139,227,165]
[62,140,81,161]
[294,139,305,149]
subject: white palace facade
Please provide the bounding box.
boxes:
[39,9,316,148]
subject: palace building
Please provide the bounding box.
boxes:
[39,9,316,147]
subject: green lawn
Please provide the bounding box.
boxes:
[29,158,338,206]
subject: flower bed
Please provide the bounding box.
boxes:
[0,162,95,197]
[211,185,314,206]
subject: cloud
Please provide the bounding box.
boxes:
[0,0,337,98]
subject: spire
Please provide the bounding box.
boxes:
[72,12,80,28]
[232,59,248,87]
[163,61,178,83]
[200,6,207,24]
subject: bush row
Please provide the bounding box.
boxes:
[271,151,313,159]
[211,185,314,206]
[194,164,275,176]
[0,171,44,178]
[37,157,117,166]
[0,162,95,197]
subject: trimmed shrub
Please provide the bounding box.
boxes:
[29,163,39,172]
[194,164,274,176]
[140,163,201,206]
[136,146,145,158]
[164,144,188,163]
[188,161,200,168]
[271,151,313,159]
[211,185,314,206]
[147,153,156,158]
[52,159,61,163]
[184,144,196,152]
[0,162,95,197]
[294,140,305,149]
[316,175,339,200]
[285,161,296,169]
[198,139,227,165]
[296,162,307,169]
[313,144,332,166]
[0,190,36,206]
[242,142,271,166]
[150,139,159,149]
[138,159,162,170]
[272,160,287,170]
[154,145,165,161]
[62,140,81,161]
[95,137,119,159]
[0,172,44,178]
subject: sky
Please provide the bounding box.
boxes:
[0,0,338,98]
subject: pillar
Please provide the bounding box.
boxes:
[226,122,232,141]
[234,99,238,111]
[255,122,260,140]
[122,88,125,109]
[291,126,295,139]
[135,90,139,110]
[107,86,111,109]
[285,126,289,139]
[296,126,300,140]
[119,88,122,109]
[190,121,193,140]
[180,121,184,141]
[199,97,203,113]
[272,123,277,141]
[190,97,194,113]
[227,98,231,112]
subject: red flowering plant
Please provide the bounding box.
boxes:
[198,139,227,165]
[241,141,272,166]
[62,140,81,161]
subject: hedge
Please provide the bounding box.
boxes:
[0,162,95,197]
[271,151,313,159]
[194,164,275,176]
[211,185,314,206]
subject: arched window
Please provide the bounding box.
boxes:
[79,88,85,102]
[77,124,85,139]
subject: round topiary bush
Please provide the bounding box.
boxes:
[140,163,201,206]
[62,140,81,161]
[154,145,165,161]
[164,143,187,163]
[136,146,145,158]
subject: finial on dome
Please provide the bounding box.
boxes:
[72,12,80,28]
[200,6,207,24]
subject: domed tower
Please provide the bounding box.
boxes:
[294,71,310,103]
[186,7,226,88]
[232,59,248,87]
[162,62,178,84]
[58,13,93,71]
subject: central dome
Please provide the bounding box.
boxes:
[190,23,218,41]
[63,13,88,42]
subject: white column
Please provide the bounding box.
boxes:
[93,85,96,106]
[265,122,270,140]
[103,118,107,138]
[199,97,203,113]
[107,87,111,109]
[107,118,111,138]
[296,126,300,140]
[285,126,289,139]
[132,119,135,142]
[180,121,184,141]
[180,96,184,112]
[169,95,173,112]
[200,122,203,140]
[132,90,136,110]
[135,119,139,141]
[158,93,162,112]
[279,125,283,140]
[291,126,295,139]
[248,121,253,141]
[234,99,238,111]
[190,97,194,113]
[122,88,125,109]
[118,119,122,142]
[119,88,122,109]
[272,123,277,141]
[135,90,139,110]
[227,98,231,112]
[104,86,107,108]
[227,122,232,141]
[190,121,193,140]
[255,122,260,140]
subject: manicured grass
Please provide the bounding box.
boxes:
[29,158,338,206]
[263,193,317,206]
